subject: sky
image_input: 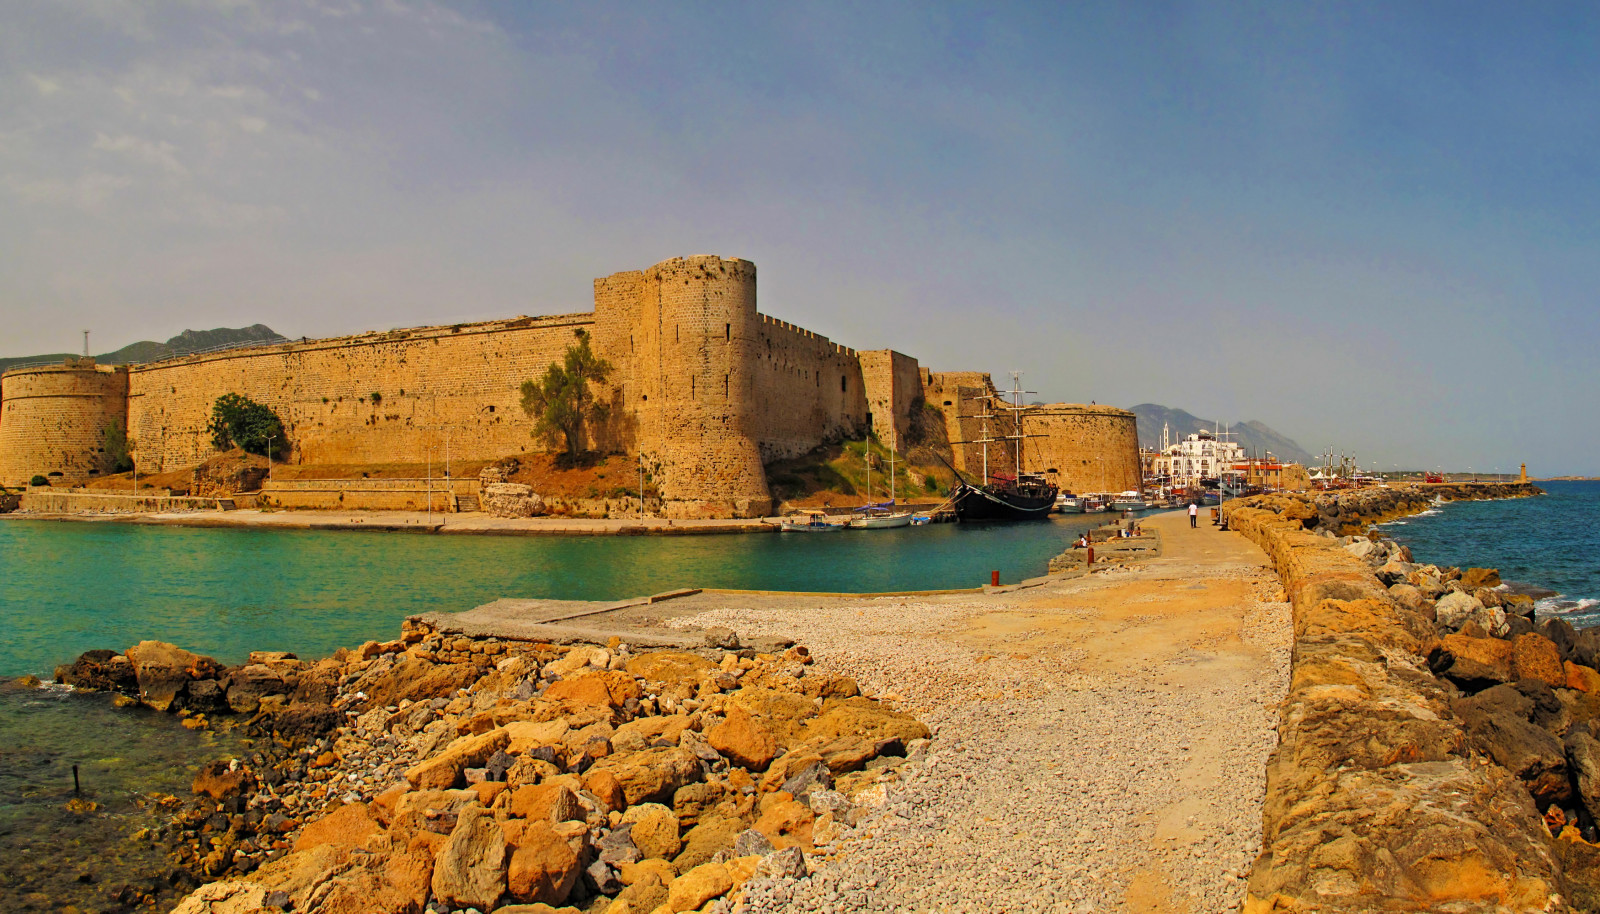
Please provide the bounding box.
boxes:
[2,1,1596,474]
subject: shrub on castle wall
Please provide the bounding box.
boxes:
[208,394,286,458]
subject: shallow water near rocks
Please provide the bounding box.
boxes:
[0,681,244,912]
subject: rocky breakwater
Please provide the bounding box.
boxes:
[1223,488,1600,913]
[1254,481,1541,536]
[63,621,929,914]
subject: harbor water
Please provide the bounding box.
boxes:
[0,511,1104,910]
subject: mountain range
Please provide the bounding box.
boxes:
[1126,404,1314,465]
[0,325,286,375]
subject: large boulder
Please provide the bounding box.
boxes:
[407,728,512,790]
[1568,724,1600,823]
[1453,690,1571,806]
[431,805,508,911]
[506,821,580,905]
[125,641,224,711]
[1431,635,1515,690]
[293,803,382,854]
[193,759,254,801]
[1512,634,1567,689]
[483,483,543,518]
[707,705,778,771]
[544,670,640,712]
[1461,568,1503,590]
[620,803,681,861]
[224,663,291,714]
[589,746,703,806]
[54,649,138,693]
[360,656,479,709]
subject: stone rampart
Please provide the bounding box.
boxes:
[259,478,477,512]
[0,363,129,486]
[19,490,221,514]
[858,349,921,448]
[125,314,593,473]
[1023,405,1139,494]
[1222,491,1563,912]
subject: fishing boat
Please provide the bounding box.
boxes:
[1081,495,1108,513]
[1054,492,1081,513]
[780,511,844,532]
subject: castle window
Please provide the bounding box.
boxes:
[725,323,730,341]
[691,377,695,397]
[724,374,729,398]
[944,400,952,406]
[840,376,847,392]
[675,325,679,342]
[487,405,495,413]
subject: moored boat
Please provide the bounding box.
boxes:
[1055,492,1081,513]
[850,503,913,528]
[1109,491,1151,512]
[953,472,1058,521]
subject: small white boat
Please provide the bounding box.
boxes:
[1109,491,1150,512]
[850,510,913,529]
[1055,493,1081,514]
[1081,495,1108,513]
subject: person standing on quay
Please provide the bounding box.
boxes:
[1189,501,1199,528]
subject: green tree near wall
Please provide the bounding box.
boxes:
[208,393,287,457]
[520,330,613,464]
[101,419,134,473]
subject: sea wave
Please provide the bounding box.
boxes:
[1536,596,1600,617]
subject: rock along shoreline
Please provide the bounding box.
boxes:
[53,618,931,914]
[1222,482,1600,913]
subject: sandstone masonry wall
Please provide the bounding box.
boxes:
[0,363,129,486]
[858,350,921,448]
[126,315,592,473]
[1022,406,1140,494]
[920,370,995,477]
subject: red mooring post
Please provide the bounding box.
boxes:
[1086,545,1094,566]
[991,570,1000,586]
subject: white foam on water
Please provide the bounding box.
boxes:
[1537,596,1600,616]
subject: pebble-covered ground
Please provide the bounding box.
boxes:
[674,514,1292,913]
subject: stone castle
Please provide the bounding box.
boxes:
[0,256,1139,516]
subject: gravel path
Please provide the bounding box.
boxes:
[674,512,1292,913]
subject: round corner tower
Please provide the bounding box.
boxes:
[631,255,772,517]
[0,362,131,486]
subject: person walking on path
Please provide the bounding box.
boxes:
[1189,501,1199,528]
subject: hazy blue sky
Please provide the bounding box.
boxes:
[3,2,1595,473]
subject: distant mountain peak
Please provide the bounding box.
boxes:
[1126,404,1313,465]
[0,325,287,375]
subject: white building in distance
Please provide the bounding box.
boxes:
[1153,426,1246,487]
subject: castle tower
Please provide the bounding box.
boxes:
[0,361,131,486]
[596,256,771,518]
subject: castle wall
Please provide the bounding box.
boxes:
[621,256,773,518]
[749,316,868,462]
[1022,405,1141,495]
[0,363,129,486]
[920,370,997,478]
[858,350,920,449]
[125,315,593,473]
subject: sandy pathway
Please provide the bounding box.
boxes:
[678,510,1291,913]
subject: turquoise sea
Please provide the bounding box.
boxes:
[1381,480,1600,627]
[0,512,1105,910]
